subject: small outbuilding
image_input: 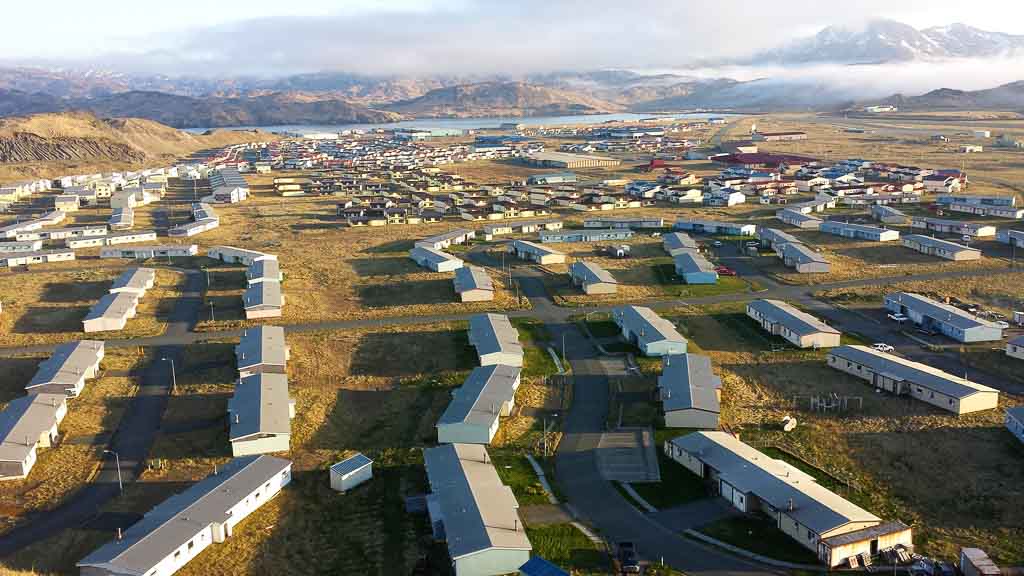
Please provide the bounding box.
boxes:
[330,452,373,493]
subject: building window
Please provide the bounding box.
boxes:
[174,551,181,560]
[187,540,194,551]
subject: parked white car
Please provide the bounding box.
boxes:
[887,313,908,323]
[872,343,895,353]
[995,321,1010,329]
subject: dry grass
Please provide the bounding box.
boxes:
[0,348,144,535]
[815,272,1024,316]
[664,302,1024,564]
[0,268,183,348]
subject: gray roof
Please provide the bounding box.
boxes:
[885,292,999,331]
[0,393,67,464]
[663,232,698,255]
[1007,405,1024,422]
[437,365,521,429]
[331,453,373,477]
[778,209,822,224]
[27,340,104,392]
[747,300,839,336]
[820,221,895,236]
[1008,335,1024,348]
[669,432,879,534]
[247,258,281,283]
[454,266,494,294]
[829,345,998,399]
[422,443,531,559]
[228,373,292,442]
[410,245,463,267]
[902,234,980,255]
[779,242,829,265]
[416,229,474,248]
[244,280,283,310]
[468,314,523,360]
[511,239,564,257]
[78,455,291,574]
[569,261,617,285]
[658,354,721,413]
[613,306,687,348]
[109,268,156,293]
[820,521,911,547]
[673,250,716,275]
[236,326,289,371]
[84,292,139,322]
[758,228,801,246]
[871,204,906,218]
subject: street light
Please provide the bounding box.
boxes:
[104,449,123,493]
[210,301,216,322]
[161,357,177,394]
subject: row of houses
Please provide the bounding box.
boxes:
[230,326,294,456]
[83,268,156,333]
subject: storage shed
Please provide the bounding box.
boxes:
[330,452,373,493]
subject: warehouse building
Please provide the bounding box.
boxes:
[664,432,909,568]
[108,267,156,296]
[454,266,495,302]
[78,455,292,576]
[0,249,76,267]
[911,217,996,238]
[208,246,276,266]
[569,261,618,294]
[1006,406,1024,444]
[612,305,688,356]
[884,292,1003,342]
[819,221,899,242]
[100,244,198,259]
[662,232,699,256]
[26,340,105,397]
[827,345,999,415]
[244,280,284,319]
[871,204,909,225]
[746,300,841,349]
[228,373,295,457]
[527,172,576,185]
[525,151,620,169]
[673,250,718,284]
[508,240,566,265]
[658,354,721,429]
[436,365,522,445]
[83,292,140,333]
[583,217,664,230]
[901,235,981,261]
[758,228,802,250]
[422,443,531,576]
[0,393,68,480]
[776,208,823,230]
[469,314,523,367]
[410,246,464,272]
[416,229,476,251]
[538,228,634,243]
[675,218,756,236]
[236,326,290,378]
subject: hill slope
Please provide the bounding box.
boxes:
[384,81,623,117]
[873,81,1024,110]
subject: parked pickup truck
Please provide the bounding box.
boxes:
[615,541,641,574]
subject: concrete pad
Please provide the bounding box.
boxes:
[519,504,573,527]
[649,498,738,532]
[596,427,660,483]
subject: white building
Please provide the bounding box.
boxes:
[746,300,841,349]
[658,354,721,429]
[0,393,68,480]
[410,246,464,272]
[82,292,140,333]
[330,453,374,493]
[612,305,688,357]
[436,365,522,445]
[26,340,105,397]
[207,246,277,266]
[468,314,523,367]
[227,373,295,457]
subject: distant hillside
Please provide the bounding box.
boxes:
[874,81,1024,111]
[0,111,273,180]
[383,81,624,117]
[0,90,403,128]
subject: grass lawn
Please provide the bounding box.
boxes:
[651,264,753,298]
[627,429,709,510]
[525,524,610,575]
[489,447,551,506]
[697,515,821,565]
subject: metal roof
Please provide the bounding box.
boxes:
[422,443,531,559]
[829,345,998,399]
[1007,405,1024,422]
[416,229,474,248]
[758,228,802,246]
[469,314,523,360]
[663,232,698,254]
[569,261,617,285]
[437,365,521,429]
[454,266,494,293]
[236,325,288,371]
[228,373,292,441]
[902,234,979,255]
[669,432,879,534]
[658,354,720,413]
[84,292,139,322]
[511,239,564,257]
[613,305,687,348]
[885,292,999,332]
[78,456,291,575]
[673,250,716,275]
[779,242,829,265]
[244,280,283,309]
[109,268,156,293]
[519,556,569,576]
[330,452,373,477]
[820,521,910,547]
[247,258,281,283]
[748,300,839,337]
[27,340,104,391]
[820,221,895,236]
[410,246,463,267]
[0,393,67,464]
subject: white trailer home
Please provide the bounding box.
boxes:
[901,235,981,261]
[746,300,841,349]
[612,305,688,357]
[819,221,899,242]
[0,249,76,267]
[108,268,156,296]
[569,261,618,295]
[26,340,104,397]
[100,245,198,259]
[243,280,284,319]
[330,453,373,493]
[228,373,295,456]
[508,239,566,265]
[207,246,277,266]
[410,246,464,272]
[454,265,495,302]
[884,292,1003,343]
[436,365,522,445]
[82,292,140,333]
[658,354,721,429]
[236,326,290,378]
[468,314,523,367]
[0,393,68,480]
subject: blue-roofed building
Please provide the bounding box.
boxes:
[330,452,373,492]
[519,556,569,576]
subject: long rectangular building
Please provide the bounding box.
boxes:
[538,228,634,243]
[777,208,823,230]
[569,261,618,295]
[508,240,566,265]
[612,305,687,357]
[100,245,198,259]
[83,292,140,333]
[662,232,699,256]
[236,325,290,378]
[911,217,996,238]
[454,265,495,302]
[109,268,156,296]
[673,250,718,284]
[0,249,76,267]
[525,151,620,169]
[468,314,523,367]
[819,221,899,242]
[244,279,284,320]
[901,234,981,261]
[827,345,999,415]
[746,300,840,349]
[583,217,664,229]
[410,246,464,272]
[884,292,1003,342]
[0,393,68,480]
[436,365,522,445]
[658,354,721,429]
[415,229,476,250]
[228,373,294,457]
[778,241,831,274]
[26,340,105,397]
[675,218,756,237]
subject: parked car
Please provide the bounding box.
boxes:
[615,542,641,574]
[887,313,908,323]
[712,240,723,247]
[995,321,1010,329]
[872,343,895,353]
[715,266,737,276]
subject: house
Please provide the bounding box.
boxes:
[1006,406,1024,444]
[100,245,199,259]
[675,218,756,236]
[746,300,841,349]
[663,232,699,256]
[244,280,284,319]
[612,305,688,357]
[871,204,908,225]
[819,221,899,242]
[469,314,523,367]
[0,249,76,267]
[568,261,618,294]
[454,266,496,302]
[26,340,104,397]
[705,188,747,207]
[77,455,292,576]
[108,268,156,296]
[422,443,531,576]
[901,235,981,261]
[538,228,634,243]
[0,393,68,480]
[960,548,1003,576]
[207,246,276,266]
[227,373,294,456]
[508,240,566,265]
[658,354,721,429]
[673,250,718,284]
[82,292,140,333]
[436,365,522,445]
[778,242,831,274]
[53,194,80,212]
[911,217,996,238]
[236,326,290,378]
[410,246,464,272]
[946,203,1024,219]
[416,229,476,250]
[884,292,1003,342]
[827,345,999,415]
[330,453,373,492]
[0,240,43,253]
[665,432,901,567]
[583,217,663,230]
[776,208,822,230]
[936,194,1014,208]
[1007,335,1024,361]
[68,230,158,249]
[758,228,802,251]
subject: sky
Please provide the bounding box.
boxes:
[2,0,1024,90]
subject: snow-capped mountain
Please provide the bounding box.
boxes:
[750,19,1024,64]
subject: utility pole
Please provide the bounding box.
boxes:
[104,450,123,493]
[161,357,177,394]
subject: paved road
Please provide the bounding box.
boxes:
[0,271,203,557]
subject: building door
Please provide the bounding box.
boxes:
[870,539,879,556]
